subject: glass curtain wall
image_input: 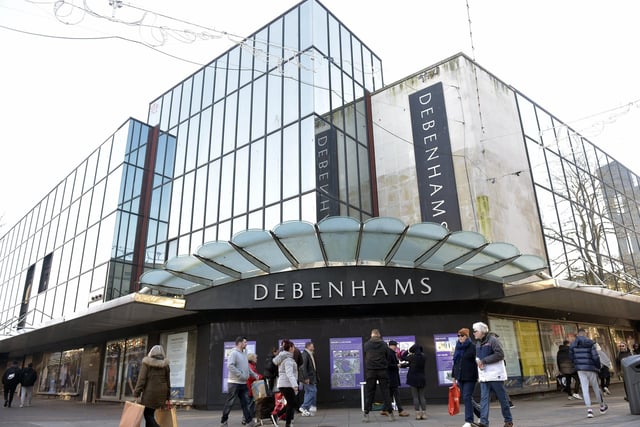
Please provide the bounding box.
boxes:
[0,119,169,333]
[147,0,383,263]
[517,92,640,295]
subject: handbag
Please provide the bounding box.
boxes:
[156,405,179,427]
[252,379,267,399]
[448,383,460,416]
[119,401,145,427]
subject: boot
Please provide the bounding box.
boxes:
[415,411,421,420]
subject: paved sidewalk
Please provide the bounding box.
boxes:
[0,383,637,426]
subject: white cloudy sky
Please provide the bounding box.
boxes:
[1,0,639,229]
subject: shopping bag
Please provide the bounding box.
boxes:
[272,392,287,415]
[448,384,460,416]
[119,401,145,427]
[156,406,179,427]
[252,379,267,399]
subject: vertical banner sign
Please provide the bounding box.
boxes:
[329,337,364,389]
[166,332,188,398]
[408,82,462,231]
[434,333,459,386]
[316,127,340,220]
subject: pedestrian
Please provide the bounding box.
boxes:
[299,341,318,417]
[246,353,263,424]
[472,322,513,427]
[273,339,299,427]
[133,345,171,427]
[614,341,632,401]
[19,363,38,407]
[632,343,639,355]
[362,328,394,423]
[569,328,607,419]
[556,340,581,400]
[594,343,612,395]
[452,328,480,427]
[403,343,427,420]
[220,336,258,427]
[2,360,21,408]
[382,340,409,418]
[263,347,279,392]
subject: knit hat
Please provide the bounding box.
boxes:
[389,340,398,346]
[458,328,470,337]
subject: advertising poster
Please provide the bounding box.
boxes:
[166,332,188,398]
[102,341,122,397]
[222,340,256,393]
[434,333,458,385]
[489,318,522,377]
[330,337,363,389]
[385,335,415,387]
[123,336,147,398]
[515,320,545,378]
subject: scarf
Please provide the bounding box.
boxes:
[453,338,471,364]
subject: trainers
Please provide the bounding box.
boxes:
[572,393,582,400]
[587,409,594,418]
[220,422,228,427]
[462,423,473,427]
[603,387,610,395]
[509,401,515,408]
[398,411,409,417]
[568,395,575,400]
[299,408,311,417]
[270,414,279,426]
[600,404,608,414]
[362,412,370,423]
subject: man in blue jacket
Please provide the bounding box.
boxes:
[569,328,608,419]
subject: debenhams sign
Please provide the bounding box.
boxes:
[185,266,495,310]
[253,276,432,301]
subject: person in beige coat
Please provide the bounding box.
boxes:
[134,345,171,427]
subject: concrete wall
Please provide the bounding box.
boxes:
[371,54,546,257]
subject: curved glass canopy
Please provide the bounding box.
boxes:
[140,217,548,295]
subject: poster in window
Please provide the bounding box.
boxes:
[124,336,147,398]
[330,337,363,389]
[434,333,459,386]
[489,318,522,377]
[166,332,188,398]
[102,340,123,397]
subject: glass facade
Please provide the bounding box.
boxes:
[517,92,640,295]
[0,119,176,335]
[146,0,383,261]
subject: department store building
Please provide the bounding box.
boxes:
[1,0,638,408]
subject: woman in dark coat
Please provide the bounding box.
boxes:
[403,343,427,420]
[452,328,479,427]
[134,345,171,427]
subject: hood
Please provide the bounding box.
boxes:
[142,355,170,368]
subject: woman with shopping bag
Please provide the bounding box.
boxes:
[134,345,172,427]
[451,328,479,427]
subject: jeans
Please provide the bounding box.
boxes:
[364,369,392,413]
[301,383,317,410]
[479,381,512,424]
[459,380,477,423]
[20,385,34,407]
[410,386,426,411]
[221,383,252,423]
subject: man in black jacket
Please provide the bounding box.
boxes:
[2,360,22,408]
[19,363,38,407]
[362,329,394,423]
[557,340,581,400]
[381,341,409,417]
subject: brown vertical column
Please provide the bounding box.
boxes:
[130,125,160,292]
[365,91,379,217]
